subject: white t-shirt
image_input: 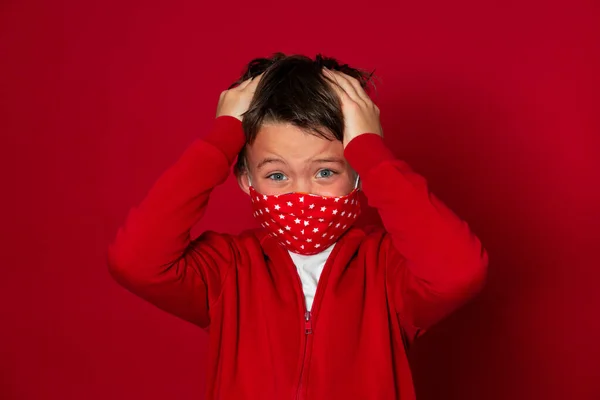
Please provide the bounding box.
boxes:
[287,245,335,311]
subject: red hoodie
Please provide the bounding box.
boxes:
[107,116,488,400]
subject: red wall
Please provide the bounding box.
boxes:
[1,1,598,399]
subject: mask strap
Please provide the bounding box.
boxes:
[354,174,361,189]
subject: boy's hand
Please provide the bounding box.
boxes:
[322,68,383,148]
[216,74,263,121]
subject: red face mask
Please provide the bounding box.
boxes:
[249,178,362,255]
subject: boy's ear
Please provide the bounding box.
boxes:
[237,171,251,195]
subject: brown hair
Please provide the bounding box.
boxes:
[231,53,378,175]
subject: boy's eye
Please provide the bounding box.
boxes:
[267,173,287,181]
[316,169,336,178]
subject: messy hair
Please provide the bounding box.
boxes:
[231,52,379,175]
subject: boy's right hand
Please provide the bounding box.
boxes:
[216,74,263,121]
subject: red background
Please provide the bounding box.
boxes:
[1,0,599,399]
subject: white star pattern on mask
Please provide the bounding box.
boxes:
[248,187,362,255]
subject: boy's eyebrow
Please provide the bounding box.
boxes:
[256,157,286,169]
[256,157,345,169]
[311,157,345,165]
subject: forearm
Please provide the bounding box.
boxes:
[106,117,245,326]
[345,134,488,326]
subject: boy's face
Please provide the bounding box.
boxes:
[238,122,356,197]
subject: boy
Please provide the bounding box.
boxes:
[108,53,488,399]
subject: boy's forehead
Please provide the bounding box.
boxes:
[249,123,343,161]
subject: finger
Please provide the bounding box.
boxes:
[235,78,252,90]
[322,69,353,104]
[330,69,372,104]
[235,72,263,91]
[244,72,264,92]
[323,69,362,104]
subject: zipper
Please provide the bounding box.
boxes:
[294,274,312,400]
[296,311,313,400]
[304,310,313,334]
[288,245,343,400]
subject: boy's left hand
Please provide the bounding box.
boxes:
[322,68,383,148]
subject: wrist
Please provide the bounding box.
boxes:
[203,116,246,165]
[343,133,395,177]
[343,131,382,149]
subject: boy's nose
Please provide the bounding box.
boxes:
[293,179,312,194]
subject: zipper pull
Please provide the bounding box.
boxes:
[305,311,313,334]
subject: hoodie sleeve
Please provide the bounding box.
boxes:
[344,133,488,334]
[107,116,246,328]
